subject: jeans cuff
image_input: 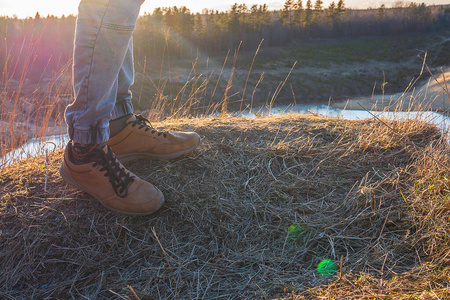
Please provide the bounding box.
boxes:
[68,126,110,144]
[111,99,134,120]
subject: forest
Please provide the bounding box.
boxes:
[134,1,449,58]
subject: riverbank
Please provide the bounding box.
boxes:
[333,67,450,112]
[1,114,449,299]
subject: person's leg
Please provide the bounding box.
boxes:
[65,0,144,145]
[61,0,164,216]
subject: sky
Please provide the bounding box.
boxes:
[0,0,449,19]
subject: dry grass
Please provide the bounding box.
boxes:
[1,113,449,299]
[0,55,71,164]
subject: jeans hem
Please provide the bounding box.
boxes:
[111,100,133,120]
[69,126,110,145]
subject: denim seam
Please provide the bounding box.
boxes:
[101,23,135,31]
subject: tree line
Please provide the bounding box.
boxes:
[0,2,449,81]
[132,2,449,58]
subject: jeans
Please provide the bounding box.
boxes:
[65,0,145,144]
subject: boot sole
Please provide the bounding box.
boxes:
[115,141,200,163]
[59,163,164,216]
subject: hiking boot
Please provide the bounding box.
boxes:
[60,142,164,215]
[107,114,201,163]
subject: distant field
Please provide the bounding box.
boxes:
[131,31,450,113]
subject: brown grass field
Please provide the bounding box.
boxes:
[1,113,450,299]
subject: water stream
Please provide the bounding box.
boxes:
[2,103,449,167]
[250,104,450,126]
[1,134,69,168]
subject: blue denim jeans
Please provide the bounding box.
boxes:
[65,0,145,144]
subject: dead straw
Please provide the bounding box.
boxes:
[1,113,449,299]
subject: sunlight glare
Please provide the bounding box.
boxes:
[1,0,449,18]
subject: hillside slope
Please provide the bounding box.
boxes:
[1,114,449,299]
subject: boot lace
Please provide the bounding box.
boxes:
[130,114,167,138]
[88,145,135,198]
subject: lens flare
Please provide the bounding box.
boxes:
[317,259,337,277]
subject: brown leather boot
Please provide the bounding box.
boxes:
[60,142,164,215]
[107,114,201,163]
